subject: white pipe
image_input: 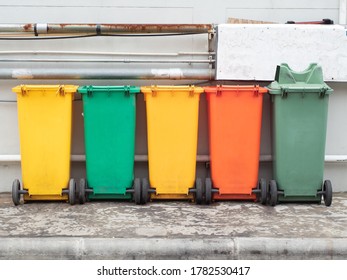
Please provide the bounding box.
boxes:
[0,155,347,163]
[0,68,214,80]
[0,51,213,57]
[340,0,347,24]
[0,58,214,63]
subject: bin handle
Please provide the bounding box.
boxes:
[56,85,66,96]
[213,85,262,96]
[281,86,329,98]
[147,85,197,97]
[189,85,195,97]
[20,85,27,96]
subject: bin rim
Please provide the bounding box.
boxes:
[141,85,203,94]
[12,85,78,94]
[267,83,333,95]
[204,85,268,94]
[78,85,140,94]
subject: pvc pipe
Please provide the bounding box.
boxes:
[0,51,214,57]
[0,155,346,163]
[0,68,214,80]
[0,58,215,64]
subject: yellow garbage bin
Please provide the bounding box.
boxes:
[141,86,203,203]
[12,85,78,205]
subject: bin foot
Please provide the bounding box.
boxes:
[322,180,333,207]
[268,180,278,206]
[12,179,21,206]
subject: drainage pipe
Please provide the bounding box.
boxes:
[0,68,215,80]
[0,51,215,56]
[0,58,214,64]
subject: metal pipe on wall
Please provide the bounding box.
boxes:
[0,68,215,80]
[0,58,215,64]
[0,24,213,35]
[0,51,215,56]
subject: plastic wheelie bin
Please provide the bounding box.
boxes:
[11,85,78,205]
[77,86,143,204]
[204,85,268,204]
[267,63,333,206]
[141,86,204,203]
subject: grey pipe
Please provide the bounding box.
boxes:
[0,58,215,64]
[1,68,215,80]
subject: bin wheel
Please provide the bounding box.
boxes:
[141,178,149,205]
[268,180,278,207]
[205,178,212,205]
[68,178,76,205]
[12,179,21,206]
[195,178,203,205]
[134,178,141,205]
[259,178,267,205]
[323,180,332,207]
[79,178,87,204]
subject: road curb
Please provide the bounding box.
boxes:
[0,237,346,259]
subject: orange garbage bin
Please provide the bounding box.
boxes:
[204,85,268,204]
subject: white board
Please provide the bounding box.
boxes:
[216,24,347,81]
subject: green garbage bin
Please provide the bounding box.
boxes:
[267,63,333,206]
[77,86,143,204]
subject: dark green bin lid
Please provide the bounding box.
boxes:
[267,63,333,95]
[78,85,140,94]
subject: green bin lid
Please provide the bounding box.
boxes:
[267,63,333,95]
[77,85,140,94]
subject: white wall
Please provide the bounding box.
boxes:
[0,0,346,193]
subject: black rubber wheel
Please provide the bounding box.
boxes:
[195,178,203,205]
[141,178,149,205]
[205,178,212,205]
[259,178,267,205]
[12,179,21,206]
[323,180,333,207]
[68,178,76,205]
[79,178,87,204]
[133,178,141,205]
[268,180,278,207]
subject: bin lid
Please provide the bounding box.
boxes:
[204,85,268,94]
[12,85,78,94]
[78,85,140,94]
[141,85,204,94]
[267,63,333,95]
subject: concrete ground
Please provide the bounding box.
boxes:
[0,192,346,260]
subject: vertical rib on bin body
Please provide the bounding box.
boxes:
[141,86,203,199]
[205,85,267,200]
[13,85,77,201]
[78,86,139,199]
[268,64,332,202]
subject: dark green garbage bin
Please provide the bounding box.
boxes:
[77,86,143,204]
[267,63,333,206]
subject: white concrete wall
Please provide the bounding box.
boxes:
[0,0,346,193]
